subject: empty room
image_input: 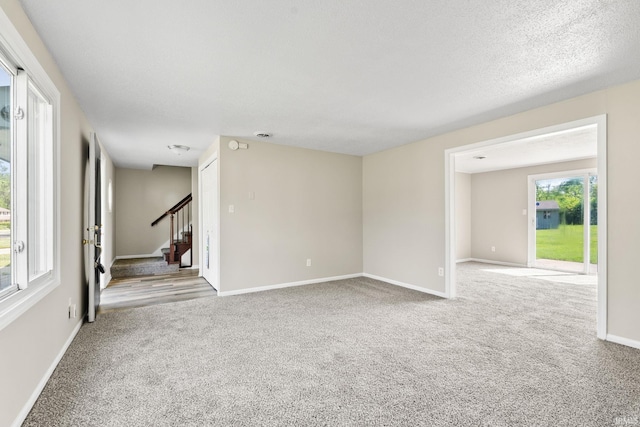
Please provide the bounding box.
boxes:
[1,1,640,426]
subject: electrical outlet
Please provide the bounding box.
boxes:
[438,267,444,277]
[306,259,312,267]
[491,246,496,252]
[68,298,76,319]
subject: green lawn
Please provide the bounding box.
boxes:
[536,224,598,264]
[0,234,9,268]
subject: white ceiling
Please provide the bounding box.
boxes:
[17,0,640,169]
[455,124,598,174]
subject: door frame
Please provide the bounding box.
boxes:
[444,114,607,339]
[527,168,597,273]
[87,132,102,322]
[198,151,220,290]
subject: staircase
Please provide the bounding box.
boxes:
[152,193,193,268]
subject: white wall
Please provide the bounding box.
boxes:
[469,158,597,264]
[363,79,640,343]
[115,166,192,258]
[200,136,363,293]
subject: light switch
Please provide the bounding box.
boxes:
[522,209,527,215]
[249,192,255,200]
[228,205,235,213]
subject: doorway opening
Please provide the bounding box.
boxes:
[445,115,607,339]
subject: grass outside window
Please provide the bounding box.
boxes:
[536,224,598,264]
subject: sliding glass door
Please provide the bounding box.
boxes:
[529,170,597,274]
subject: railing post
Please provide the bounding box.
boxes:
[169,213,175,263]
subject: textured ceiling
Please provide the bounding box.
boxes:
[17,0,640,169]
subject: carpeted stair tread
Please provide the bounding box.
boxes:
[111,257,179,278]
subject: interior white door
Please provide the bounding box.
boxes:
[87,133,103,322]
[200,159,218,289]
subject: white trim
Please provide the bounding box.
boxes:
[606,334,640,350]
[596,115,608,340]
[0,8,58,99]
[11,319,83,427]
[217,274,363,297]
[198,152,220,291]
[456,258,473,263]
[464,258,528,268]
[444,151,456,299]
[527,168,598,181]
[363,273,447,298]
[445,114,608,340]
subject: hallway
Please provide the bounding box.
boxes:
[98,270,216,314]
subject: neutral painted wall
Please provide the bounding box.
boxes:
[455,172,471,260]
[363,78,640,342]
[201,136,363,293]
[115,166,192,257]
[0,1,107,425]
[470,159,597,264]
[363,139,448,290]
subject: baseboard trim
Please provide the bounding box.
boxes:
[363,273,447,298]
[465,258,528,268]
[606,334,640,350]
[456,258,473,263]
[12,318,83,427]
[217,273,363,297]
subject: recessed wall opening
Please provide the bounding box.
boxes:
[445,115,607,339]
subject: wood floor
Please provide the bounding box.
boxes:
[98,269,216,314]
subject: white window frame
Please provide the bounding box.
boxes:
[0,8,61,331]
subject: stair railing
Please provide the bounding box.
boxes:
[151,193,193,267]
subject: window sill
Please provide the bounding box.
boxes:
[0,279,59,332]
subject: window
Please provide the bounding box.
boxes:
[0,9,60,330]
[0,62,12,299]
[26,80,54,281]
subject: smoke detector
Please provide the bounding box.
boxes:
[253,131,272,138]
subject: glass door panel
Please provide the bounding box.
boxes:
[535,176,585,273]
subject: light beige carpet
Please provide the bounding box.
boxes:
[24,262,640,426]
